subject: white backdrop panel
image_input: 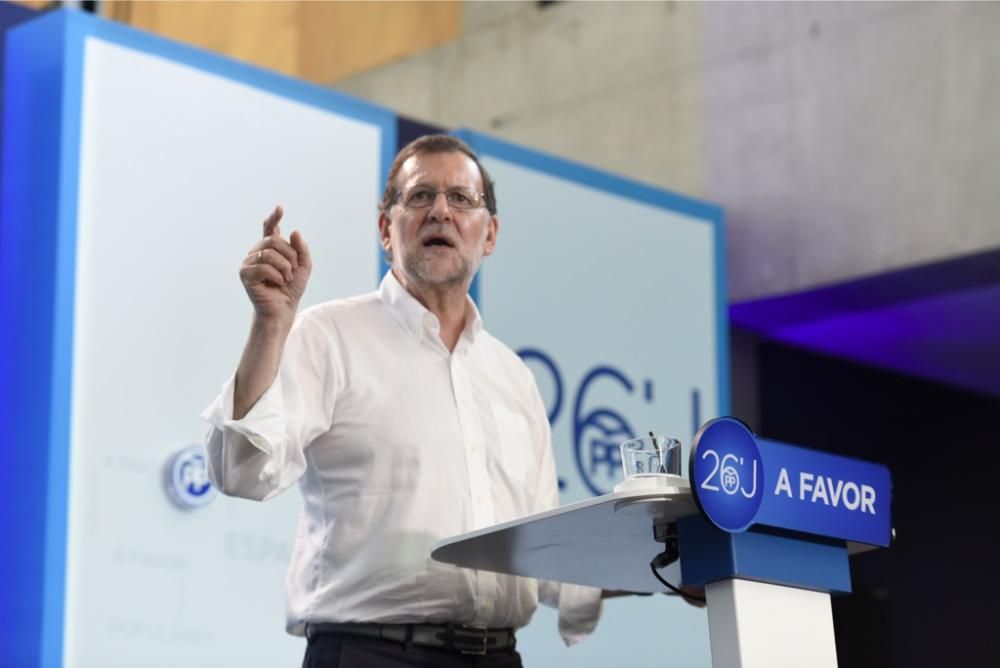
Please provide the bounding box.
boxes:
[480,156,720,501]
[65,37,383,668]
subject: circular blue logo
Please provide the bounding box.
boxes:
[689,417,764,532]
[165,444,217,510]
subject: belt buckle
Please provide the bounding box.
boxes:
[455,625,489,656]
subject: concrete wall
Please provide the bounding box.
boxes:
[702,1,1000,300]
[335,1,707,200]
[335,1,1000,302]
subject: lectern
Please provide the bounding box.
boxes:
[433,418,892,668]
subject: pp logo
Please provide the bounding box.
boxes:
[689,417,763,532]
[721,461,740,494]
[518,347,704,497]
[165,444,217,510]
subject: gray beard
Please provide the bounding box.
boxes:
[403,250,476,289]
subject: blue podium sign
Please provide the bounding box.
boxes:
[688,417,764,532]
[690,417,892,547]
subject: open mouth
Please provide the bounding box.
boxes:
[422,236,455,248]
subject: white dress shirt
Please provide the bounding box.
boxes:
[202,271,602,645]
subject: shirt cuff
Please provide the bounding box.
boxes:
[201,374,288,485]
[556,583,603,646]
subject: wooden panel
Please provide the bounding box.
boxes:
[10,0,52,9]
[105,1,301,78]
[299,1,461,83]
[100,1,461,85]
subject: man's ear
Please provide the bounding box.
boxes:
[483,214,499,257]
[378,212,392,254]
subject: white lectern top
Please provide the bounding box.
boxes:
[431,482,697,593]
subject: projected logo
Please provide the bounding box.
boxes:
[165,444,217,510]
[689,417,763,532]
[519,348,701,496]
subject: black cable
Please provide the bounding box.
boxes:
[649,558,707,603]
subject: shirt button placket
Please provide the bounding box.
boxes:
[450,356,496,624]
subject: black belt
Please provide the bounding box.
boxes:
[305,622,516,655]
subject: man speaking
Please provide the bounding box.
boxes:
[202,135,602,667]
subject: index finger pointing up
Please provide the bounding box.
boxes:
[263,205,284,238]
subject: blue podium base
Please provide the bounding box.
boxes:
[678,514,851,594]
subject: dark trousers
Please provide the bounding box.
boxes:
[303,633,524,668]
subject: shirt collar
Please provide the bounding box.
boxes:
[378,270,483,344]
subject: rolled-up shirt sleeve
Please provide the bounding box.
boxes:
[201,309,339,501]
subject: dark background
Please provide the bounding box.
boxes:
[748,338,998,667]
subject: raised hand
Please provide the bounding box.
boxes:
[239,205,312,330]
[232,206,313,420]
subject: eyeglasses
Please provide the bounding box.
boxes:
[396,187,487,210]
